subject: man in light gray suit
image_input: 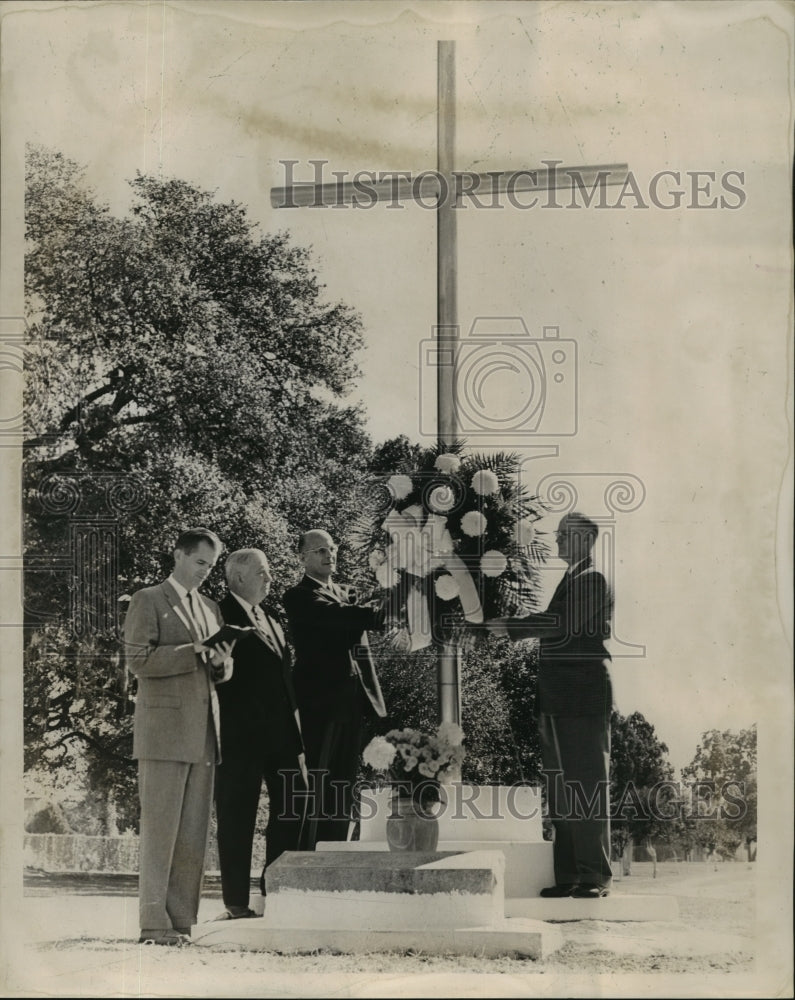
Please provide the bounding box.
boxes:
[124,527,234,945]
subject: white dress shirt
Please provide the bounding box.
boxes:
[167,574,210,639]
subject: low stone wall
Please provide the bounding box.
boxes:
[24,834,221,874]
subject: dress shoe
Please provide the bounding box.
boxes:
[139,929,192,946]
[572,884,610,898]
[212,907,258,920]
[539,883,578,897]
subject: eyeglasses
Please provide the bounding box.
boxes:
[305,545,338,555]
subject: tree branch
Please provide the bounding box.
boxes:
[48,729,134,767]
[57,370,125,431]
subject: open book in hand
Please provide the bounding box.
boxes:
[202,623,255,650]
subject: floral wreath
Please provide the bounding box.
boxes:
[354,441,548,650]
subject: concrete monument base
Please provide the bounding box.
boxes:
[320,785,678,923]
[343,783,556,898]
[193,917,563,959]
[193,784,678,955]
[193,850,563,959]
[318,840,554,898]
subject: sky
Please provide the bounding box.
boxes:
[1,0,792,780]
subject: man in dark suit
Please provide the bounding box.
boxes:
[283,529,387,848]
[488,511,614,899]
[213,548,306,918]
[124,527,235,945]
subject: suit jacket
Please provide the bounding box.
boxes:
[215,593,304,761]
[508,558,614,717]
[124,580,225,762]
[282,575,387,720]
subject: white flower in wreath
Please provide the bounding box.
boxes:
[368,548,387,570]
[428,484,456,514]
[375,562,400,589]
[434,453,461,474]
[471,469,500,496]
[461,510,487,536]
[387,474,413,501]
[434,574,460,601]
[362,736,397,770]
[480,549,508,578]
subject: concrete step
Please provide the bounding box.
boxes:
[193,917,563,959]
[317,839,555,897]
[264,850,505,930]
[506,893,680,922]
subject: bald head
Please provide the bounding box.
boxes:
[298,529,338,583]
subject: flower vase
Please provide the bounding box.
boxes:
[386,784,440,852]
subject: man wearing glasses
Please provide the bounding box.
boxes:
[488,511,615,899]
[283,529,388,848]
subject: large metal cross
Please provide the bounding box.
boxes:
[271,41,628,725]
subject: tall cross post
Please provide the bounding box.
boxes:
[270,41,628,725]
[436,41,461,725]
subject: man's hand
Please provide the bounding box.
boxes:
[207,639,235,666]
[355,590,391,628]
[194,639,236,681]
[193,639,235,661]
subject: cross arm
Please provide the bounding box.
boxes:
[270,162,629,209]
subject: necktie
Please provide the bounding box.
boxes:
[186,591,206,640]
[252,604,278,651]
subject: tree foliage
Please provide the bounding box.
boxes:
[682,724,757,860]
[609,710,676,862]
[25,146,370,502]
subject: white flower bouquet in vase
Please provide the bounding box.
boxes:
[362,723,466,852]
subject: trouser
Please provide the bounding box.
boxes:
[137,721,215,931]
[299,695,363,850]
[539,711,612,888]
[215,750,306,907]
